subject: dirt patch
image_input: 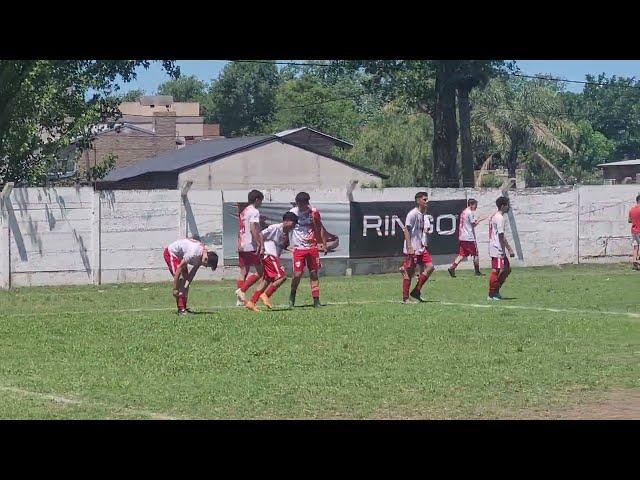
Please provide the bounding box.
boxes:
[514,389,640,420]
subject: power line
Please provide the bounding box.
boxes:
[229,60,640,90]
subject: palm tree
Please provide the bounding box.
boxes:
[471,77,577,185]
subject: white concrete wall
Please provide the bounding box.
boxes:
[99,189,179,284]
[4,187,94,287]
[578,185,639,263]
[0,185,637,288]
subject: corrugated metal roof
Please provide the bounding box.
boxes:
[275,126,353,148]
[102,135,273,182]
[597,159,640,167]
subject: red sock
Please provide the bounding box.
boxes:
[177,294,186,310]
[241,273,259,293]
[402,278,411,300]
[489,272,500,296]
[236,280,244,289]
[250,289,262,304]
[265,283,278,298]
[415,273,428,291]
[311,285,320,299]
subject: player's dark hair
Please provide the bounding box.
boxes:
[206,251,219,270]
[468,198,478,207]
[282,211,298,224]
[295,192,311,204]
[636,194,640,203]
[415,191,428,202]
[248,190,264,204]
[496,196,509,209]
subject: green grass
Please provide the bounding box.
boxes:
[1,263,638,419]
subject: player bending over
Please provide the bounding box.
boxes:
[163,238,218,315]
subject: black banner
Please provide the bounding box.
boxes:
[349,200,467,258]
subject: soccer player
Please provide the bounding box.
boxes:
[629,194,640,270]
[235,190,265,306]
[245,211,299,312]
[487,196,515,301]
[448,198,485,277]
[288,192,328,308]
[163,238,218,315]
[400,191,435,303]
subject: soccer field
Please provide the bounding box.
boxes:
[1,263,638,419]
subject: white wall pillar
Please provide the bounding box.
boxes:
[91,189,102,285]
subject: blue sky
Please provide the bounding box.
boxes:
[120,60,640,95]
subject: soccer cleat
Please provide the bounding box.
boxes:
[288,293,296,308]
[487,295,501,301]
[177,309,190,315]
[402,298,412,304]
[409,290,426,303]
[259,293,273,309]
[313,298,322,308]
[447,267,456,278]
[245,301,260,312]
[235,287,245,303]
[493,292,503,299]
[475,271,485,276]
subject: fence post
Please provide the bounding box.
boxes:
[0,183,14,290]
[575,185,580,264]
[91,188,102,285]
[179,180,193,238]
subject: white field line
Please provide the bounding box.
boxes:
[4,299,639,320]
[0,385,180,420]
[2,269,638,297]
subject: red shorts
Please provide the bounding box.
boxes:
[491,256,510,271]
[262,255,286,281]
[293,247,321,273]
[238,251,261,268]
[402,250,433,270]
[458,240,479,257]
[163,248,181,276]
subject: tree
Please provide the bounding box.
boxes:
[331,60,509,187]
[268,74,363,141]
[453,61,513,187]
[157,75,206,102]
[471,77,576,183]
[203,61,280,136]
[119,89,146,102]
[566,74,640,160]
[0,60,178,186]
[343,102,433,187]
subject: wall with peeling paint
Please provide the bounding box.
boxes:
[0,185,638,288]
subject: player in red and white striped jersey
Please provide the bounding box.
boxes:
[244,211,298,312]
[235,190,265,306]
[488,196,515,300]
[448,198,486,277]
[288,192,327,308]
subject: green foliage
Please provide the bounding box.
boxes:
[157,75,206,102]
[118,89,146,102]
[479,173,504,188]
[203,61,280,136]
[0,60,178,186]
[269,74,363,141]
[344,104,433,187]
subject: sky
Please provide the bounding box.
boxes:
[120,60,640,95]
